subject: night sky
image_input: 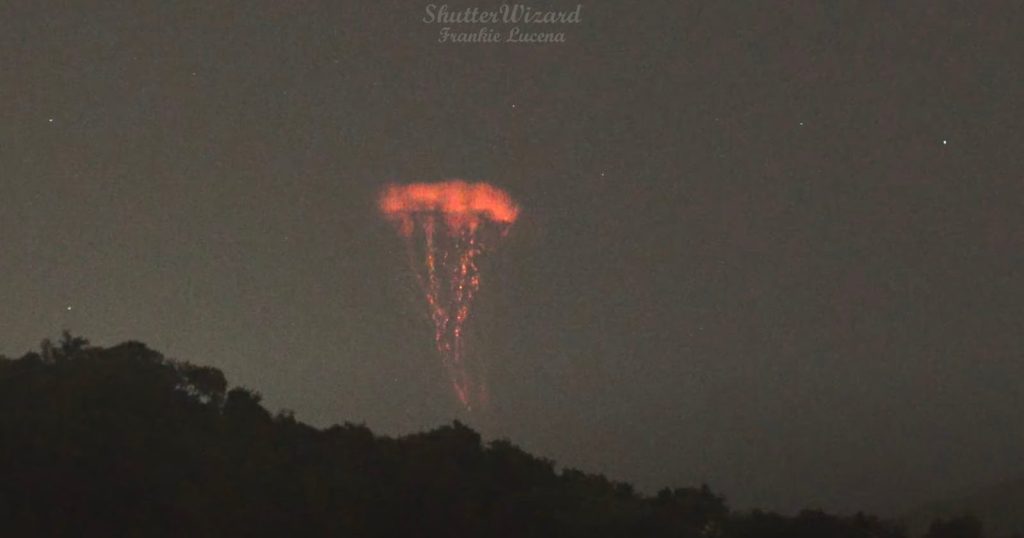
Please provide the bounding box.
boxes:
[2,1,1022,515]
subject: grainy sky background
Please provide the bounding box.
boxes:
[1,1,1022,515]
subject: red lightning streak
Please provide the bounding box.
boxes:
[379,181,517,410]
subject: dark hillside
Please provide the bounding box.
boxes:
[0,334,950,537]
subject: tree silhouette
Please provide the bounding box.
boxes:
[925,515,985,538]
[0,334,975,537]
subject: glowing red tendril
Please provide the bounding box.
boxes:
[379,181,517,410]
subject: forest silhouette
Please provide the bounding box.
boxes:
[0,333,1005,537]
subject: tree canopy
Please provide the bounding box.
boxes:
[0,334,994,537]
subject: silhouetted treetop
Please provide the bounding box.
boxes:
[0,335,974,537]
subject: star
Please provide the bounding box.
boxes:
[942,139,948,145]
[65,305,72,311]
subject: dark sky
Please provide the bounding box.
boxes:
[2,1,1022,515]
